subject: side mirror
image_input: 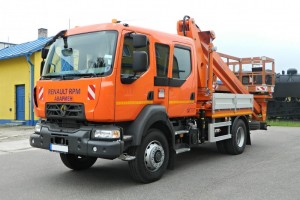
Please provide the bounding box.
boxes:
[133,34,147,48]
[41,48,49,59]
[61,48,73,57]
[133,51,148,73]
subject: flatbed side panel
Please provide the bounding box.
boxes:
[209,93,253,118]
[212,93,253,111]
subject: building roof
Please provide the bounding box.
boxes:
[0,37,52,61]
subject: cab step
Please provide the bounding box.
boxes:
[176,148,191,154]
[175,143,191,154]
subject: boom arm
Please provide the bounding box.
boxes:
[177,16,269,121]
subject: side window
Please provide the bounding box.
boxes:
[121,34,149,76]
[155,43,170,77]
[172,46,191,80]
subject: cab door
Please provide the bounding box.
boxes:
[168,43,197,117]
[115,31,154,121]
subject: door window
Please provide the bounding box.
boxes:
[172,46,191,80]
[155,43,170,77]
[121,34,149,77]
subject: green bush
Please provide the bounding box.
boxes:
[267,120,300,127]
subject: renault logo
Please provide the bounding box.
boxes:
[60,104,67,116]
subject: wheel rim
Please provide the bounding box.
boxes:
[236,127,245,148]
[144,140,165,172]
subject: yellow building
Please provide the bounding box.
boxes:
[0,36,51,125]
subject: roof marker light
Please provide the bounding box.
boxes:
[112,19,121,23]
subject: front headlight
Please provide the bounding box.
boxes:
[35,123,41,133]
[92,130,120,139]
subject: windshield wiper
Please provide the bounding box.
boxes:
[41,74,63,80]
[41,74,75,80]
[42,73,100,80]
[79,73,99,78]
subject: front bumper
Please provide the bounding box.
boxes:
[30,127,124,159]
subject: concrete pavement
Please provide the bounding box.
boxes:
[0,125,33,154]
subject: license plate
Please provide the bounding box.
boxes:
[50,144,68,153]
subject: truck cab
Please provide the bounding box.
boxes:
[34,23,198,122]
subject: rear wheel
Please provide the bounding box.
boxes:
[60,154,97,170]
[128,129,169,183]
[225,119,247,155]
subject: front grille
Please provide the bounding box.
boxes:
[46,103,85,120]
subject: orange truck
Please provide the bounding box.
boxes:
[30,16,274,183]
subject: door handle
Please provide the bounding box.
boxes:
[147,91,154,100]
[190,92,195,100]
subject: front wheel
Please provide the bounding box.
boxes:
[128,129,169,183]
[60,154,97,170]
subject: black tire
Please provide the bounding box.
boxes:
[128,129,169,183]
[225,119,247,155]
[60,154,97,170]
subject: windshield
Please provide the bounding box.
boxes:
[42,31,118,78]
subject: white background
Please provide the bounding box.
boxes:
[1,0,299,72]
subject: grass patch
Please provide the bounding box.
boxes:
[267,120,300,127]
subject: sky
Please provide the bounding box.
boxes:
[1,0,300,73]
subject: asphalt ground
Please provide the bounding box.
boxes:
[0,126,299,200]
